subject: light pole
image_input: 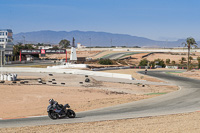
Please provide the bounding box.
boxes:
[22,36,25,45]
[0,49,1,78]
[1,48,3,76]
[89,38,91,54]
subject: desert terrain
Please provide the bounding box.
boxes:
[0,71,177,119]
[168,70,200,80]
[1,69,200,132]
[40,49,200,67]
[1,49,200,132]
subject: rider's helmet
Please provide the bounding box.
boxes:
[49,99,54,105]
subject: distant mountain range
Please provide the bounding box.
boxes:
[13,30,198,47]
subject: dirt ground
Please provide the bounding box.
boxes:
[170,70,200,80]
[0,72,177,119]
[1,111,200,133]
[118,52,200,66]
[1,69,200,132]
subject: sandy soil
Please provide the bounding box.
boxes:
[0,71,177,119]
[119,52,200,66]
[0,73,178,118]
[1,68,200,132]
[1,111,200,133]
[145,52,200,65]
[170,70,200,80]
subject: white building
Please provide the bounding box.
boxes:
[77,43,86,49]
[0,29,14,62]
[37,45,53,49]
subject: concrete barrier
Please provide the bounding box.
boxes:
[91,66,130,71]
[47,63,88,69]
[165,66,178,69]
[0,67,133,80]
[0,73,17,81]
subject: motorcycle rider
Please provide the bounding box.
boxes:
[145,69,147,74]
[49,99,64,117]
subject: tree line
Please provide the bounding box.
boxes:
[13,39,70,56]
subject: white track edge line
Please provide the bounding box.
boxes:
[27,115,47,118]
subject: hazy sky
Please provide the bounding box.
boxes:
[1,0,200,41]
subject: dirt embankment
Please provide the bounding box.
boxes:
[1,112,200,133]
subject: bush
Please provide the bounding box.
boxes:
[189,56,193,63]
[180,57,186,64]
[154,59,166,68]
[139,59,149,66]
[197,57,200,62]
[149,61,155,68]
[172,61,176,65]
[166,59,170,64]
[99,59,113,65]
[197,57,200,69]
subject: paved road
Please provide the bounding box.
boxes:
[1,70,200,128]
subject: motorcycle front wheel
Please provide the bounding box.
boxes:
[48,111,58,120]
[67,109,76,118]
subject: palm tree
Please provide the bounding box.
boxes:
[182,37,197,71]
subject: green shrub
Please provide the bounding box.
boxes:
[172,61,176,65]
[197,57,200,69]
[180,57,186,64]
[154,59,166,68]
[166,59,170,64]
[149,61,155,68]
[139,59,149,66]
[197,57,200,62]
[99,59,113,65]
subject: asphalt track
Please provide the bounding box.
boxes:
[1,70,200,128]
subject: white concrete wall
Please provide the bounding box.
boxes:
[0,67,133,80]
[47,64,88,69]
[166,66,178,69]
[92,66,130,71]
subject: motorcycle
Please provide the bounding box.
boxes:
[47,103,76,120]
